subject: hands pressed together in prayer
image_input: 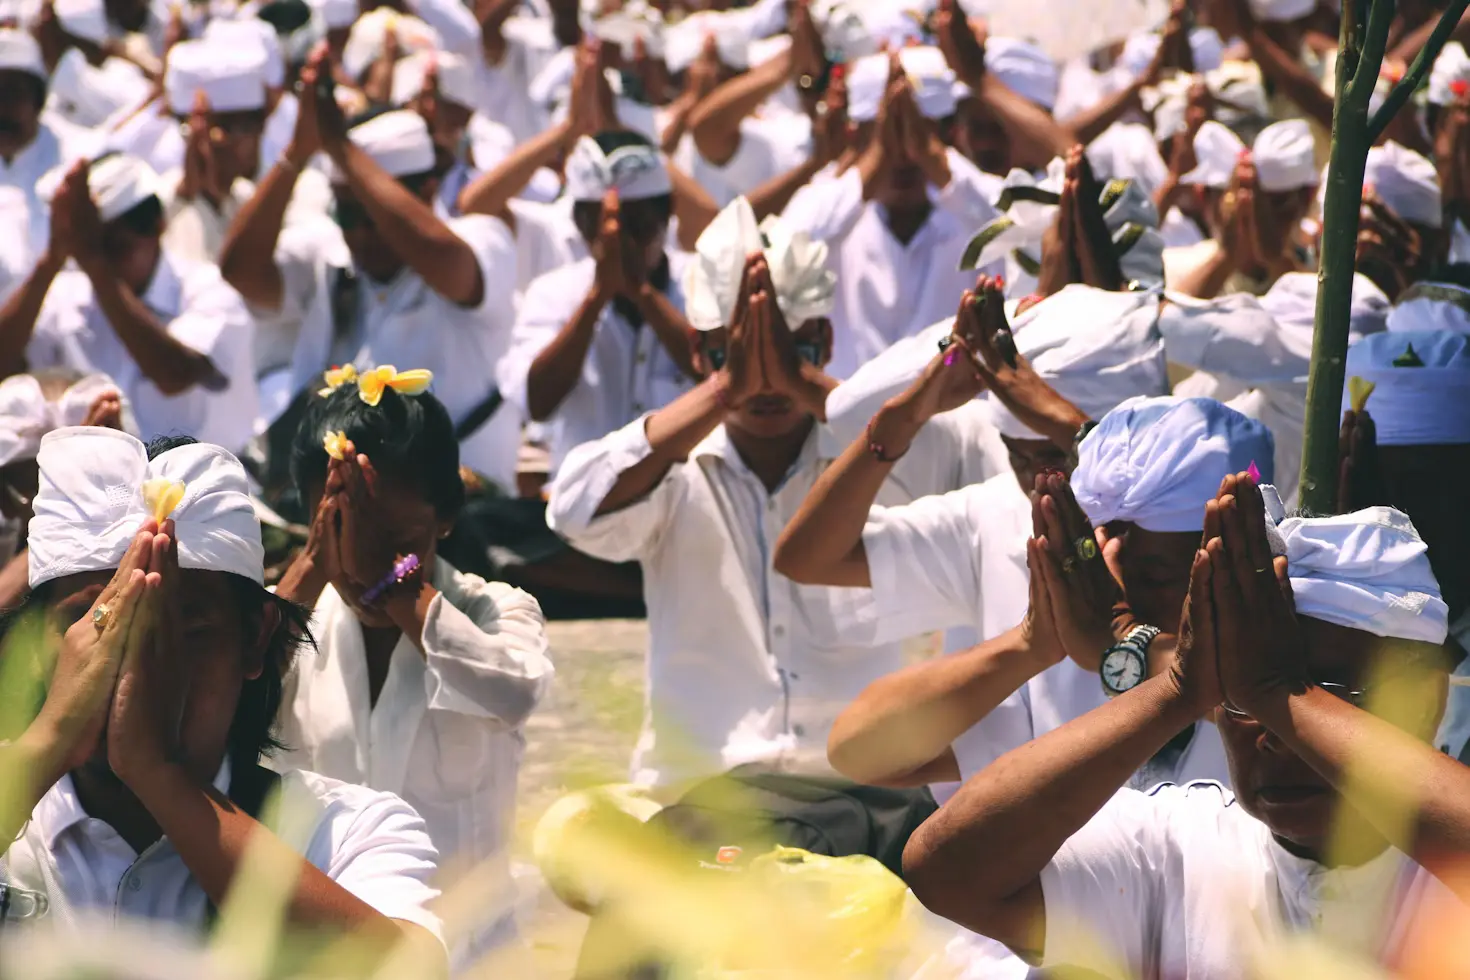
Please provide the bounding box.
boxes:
[45,159,105,273]
[592,190,649,303]
[1034,146,1124,301]
[859,51,951,198]
[716,252,829,420]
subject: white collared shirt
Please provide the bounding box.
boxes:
[1,761,444,942]
[0,123,73,261]
[497,254,696,477]
[780,153,1003,379]
[1038,781,1462,980]
[546,412,1003,787]
[259,213,519,488]
[27,251,259,452]
[273,559,552,958]
[671,112,814,209]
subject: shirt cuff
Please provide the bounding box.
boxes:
[545,413,656,535]
[419,589,553,726]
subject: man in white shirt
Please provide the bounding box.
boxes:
[0,28,73,260]
[1,427,446,972]
[0,152,257,452]
[906,474,1469,980]
[497,129,697,477]
[546,198,1003,788]
[780,47,1001,378]
[220,45,520,489]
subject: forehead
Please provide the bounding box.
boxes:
[48,567,238,611]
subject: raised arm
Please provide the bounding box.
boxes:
[685,41,793,167]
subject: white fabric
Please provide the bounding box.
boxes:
[37,152,162,223]
[1343,329,1470,446]
[1040,781,1461,978]
[1073,395,1276,533]
[340,109,436,180]
[1388,281,1470,334]
[390,50,479,111]
[780,154,1003,379]
[312,0,358,30]
[1433,613,1470,759]
[1429,41,1470,105]
[159,169,255,265]
[0,122,74,269]
[341,8,441,82]
[201,17,285,89]
[260,214,520,489]
[164,38,268,115]
[45,50,151,131]
[671,113,813,209]
[27,427,264,587]
[0,373,129,467]
[2,762,444,942]
[1117,27,1223,79]
[52,0,107,44]
[497,254,695,475]
[1247,0,1315,20]
[1181,119,1318,192]
[1258,485,1449,646]
[662,10,749,72]
[0,27,44,78]
[985,36,1058,110]
[844,46,962,123]
[563,134,672,202]
[1145,64,1269,142]
[546,410,1001,787]
[682,196,835,332]
[1086,121,1169,195]
[593,1,666,61]
[1363,141,1442,228]
[27,251,258,453]
[274,558,552,959]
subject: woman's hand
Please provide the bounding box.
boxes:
[1031,471,1125,671]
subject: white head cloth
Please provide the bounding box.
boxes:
[0,28,45,81]
[1259,485,1449,645]
[564,134,671,202]
[984,36,1058,110]
[1344,330,1470,445]
[342,8,442,83]
[1119,26,1224,79]
[1072,395,1276,533]
[812,0,880,61]
[28,428,265,588]
[202,18,287,89]
[1363,141,1442,228]
[391,50,479,111]
[52,0,108,45]
[594,0,668,62]
[48,49,151,128]
[683,196,835,332]
[846,46,962,123]
[1144,63,1269,142]
[1429,41,1470,105]
[1260,269,1391,341]
[1248,0,1315,22]
[980,285,1169,439]
[1181,119,1317,191]
[663,10,753,72]
[338,109,436,180]
[38,153,164,223]
[312,0,359,30]
[1387,281,1470,335]
[0,374,134,468]
[165,39,269,115]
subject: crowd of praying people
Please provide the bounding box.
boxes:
[0,0,1467,975]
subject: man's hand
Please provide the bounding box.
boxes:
[1436,86,1470,223]
[1356,188,1423,297]
[683,35,722,104]
[899,86,951,189]
[1068,146,1123,290]
[1031,471,1125,671]
[788,0,826,86]
[179,91,219,202]
[45,159,87,265]
[1168,523,1224,715]
[592,191,640,300]
[719,253,767,407]
[935,0,985,85]
[812,65,849,167]
[566,38,603,143]
[1337,405,1384,514]
[65,162,105,273]
[897,328,986,425]
[81,388,124,429]
[1207,472,1308,717]
[287,42,330,165]
[751,258,829,418]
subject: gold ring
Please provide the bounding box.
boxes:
[1074,536,1099,561]
[92,603,112,632]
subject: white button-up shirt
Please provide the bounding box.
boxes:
[546,411,1004,787]
[273,559,552,957]
[780,153,1003,379]
[497,253,696,476]
[0,123,73,261]
[258,214,520,488]
[27,251,258,452]
[1039,781,1463,980]
[671,111,813,208]
[1,761,444,941]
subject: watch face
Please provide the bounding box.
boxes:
[1101,647,1145,694]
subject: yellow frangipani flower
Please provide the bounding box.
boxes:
[318,363,359,397]
[142,478,186,524]
[323,430,349,461]
[1348,376,1376,413]
[356,366,434,407]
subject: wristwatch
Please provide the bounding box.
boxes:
[1100,624,1161,698]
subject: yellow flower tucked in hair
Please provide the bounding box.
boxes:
[1348,376,1376,413]
[319,363,360,397]
[356,366,434,407]
[323,430,349,461]
[142,479,186,524]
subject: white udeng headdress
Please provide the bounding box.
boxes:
[0,374,135,468]
[28,428,265,588]
[683,196,836,332]
[563,135,672,202]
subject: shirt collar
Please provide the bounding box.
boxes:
[137,251,183,318]
[35,759,234,849]
[690,421,841,476]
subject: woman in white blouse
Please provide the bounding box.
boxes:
[273,374,554,966]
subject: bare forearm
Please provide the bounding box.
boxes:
[749,157,826,220]
[1060,82,1139,146]
[383,582,439,659]
[477,0,519,64]
[1241,24,1334,128]
[634,284,699,379]
[219,158,300,310]
[687,52,791,166]
[274,554,330,611]
[829,625,1048,785]
[905,674,1200,925]
[336,143,483,305]
[0,253,63,374]
[458,121,571,218]
[669,163,719,250]
[593,377,725,516]
[86,267,215,395]
[525,288,606,420]
[1169,244,1236,299]
[979,75,1074,163]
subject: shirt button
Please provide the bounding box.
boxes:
[127,876,143,893]
[773,625,785,637]
[793,724,806,737]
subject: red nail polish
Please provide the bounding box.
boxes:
[995,275,1006,289]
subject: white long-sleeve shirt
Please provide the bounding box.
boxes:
[273,559,552,957]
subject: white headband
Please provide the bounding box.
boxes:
[29,428,265,588]
[1344,329,1470,446]
[683,196,835,332]
[564,135,671,202]
[1387,281,1470,335]
[1260,485,1449,645]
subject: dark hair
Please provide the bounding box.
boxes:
[290,385,465,521]
[0,70,47,111]
[109,195,164,236]
[142,436,314,766]
[256,0,311,34]
[574,129,674,220]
